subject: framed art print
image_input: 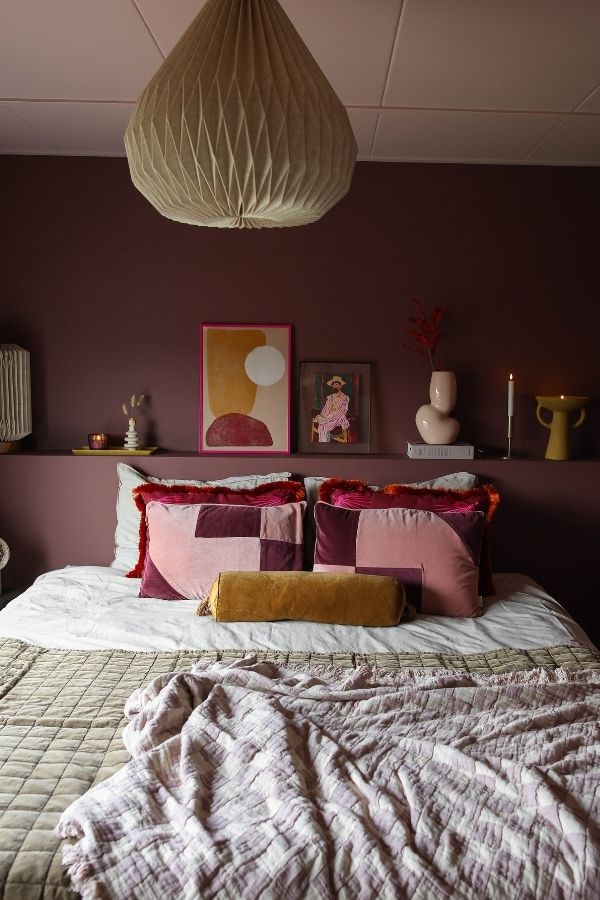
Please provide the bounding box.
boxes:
[200,324,291,454]
[298,362,371,453]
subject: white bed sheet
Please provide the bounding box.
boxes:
[0,565,592,654]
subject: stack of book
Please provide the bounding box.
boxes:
[406,442,475,459]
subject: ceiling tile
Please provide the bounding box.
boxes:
[6,102,134,156]
[138,0,402,106]
[0,104,56,153]
[576,84,600,113]
[280,1,402,105]
[0,0,163,101]
[134,0,206,55]
[385,0,600,112]
[527,114,600,164]
[373,109,563,163]
[346,108,379,158]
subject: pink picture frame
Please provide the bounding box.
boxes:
[199,323,292,454]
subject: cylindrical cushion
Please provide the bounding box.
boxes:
[205,571,407,626]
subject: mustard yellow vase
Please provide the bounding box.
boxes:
[535,395,589,460]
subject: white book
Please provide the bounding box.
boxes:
[407,442,475,459]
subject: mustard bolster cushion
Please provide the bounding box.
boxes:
[205,571,407,626]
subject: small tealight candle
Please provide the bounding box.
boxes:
[88,433,109,450]
[508,373,514,416]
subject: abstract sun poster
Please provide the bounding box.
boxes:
[200,324,291,453]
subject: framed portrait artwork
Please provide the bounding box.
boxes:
[298,362,371,453]
[199,324,291,454]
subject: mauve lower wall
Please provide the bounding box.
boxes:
[0,156,599,641]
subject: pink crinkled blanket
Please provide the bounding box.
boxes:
[57,659,600,899]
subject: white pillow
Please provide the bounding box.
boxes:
[111,463,292,572]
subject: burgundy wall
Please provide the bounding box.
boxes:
[1,156,599,456]
[1,156,599,641]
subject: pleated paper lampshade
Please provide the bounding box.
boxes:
[125,0,357,228]
[0,344,31,451]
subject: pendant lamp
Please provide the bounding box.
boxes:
[0,344,31,453]
[125,0,357,228]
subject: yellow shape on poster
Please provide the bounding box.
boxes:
[206,329,266,417]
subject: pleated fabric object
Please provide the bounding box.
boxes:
[0,345,31,441]
[125,0,357,228]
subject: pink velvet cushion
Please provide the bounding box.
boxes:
[129,480,305,578]
[140,500,306,604]
[319,478,499,597]
[313,501,486,617]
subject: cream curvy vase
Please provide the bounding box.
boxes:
[416,371,460,445]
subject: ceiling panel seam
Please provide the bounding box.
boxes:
[521,116,567,161]
[3,102,59,150]
[573,79,600,112]
[368,110,381,157]
[378,0,406,107]
[0,98,136,105]
[130,0,166,59]
[345,104,600,117]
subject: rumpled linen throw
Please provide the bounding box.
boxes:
[57,659,600,899]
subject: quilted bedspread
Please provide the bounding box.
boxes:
[0,639,599,899]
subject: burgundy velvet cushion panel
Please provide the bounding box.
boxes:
[313,501,486,617]
[129,480,305,578]
[318,478,499,596]
[140,500,306,605]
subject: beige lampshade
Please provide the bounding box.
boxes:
[125,0,357,229]
[0,344,31,441]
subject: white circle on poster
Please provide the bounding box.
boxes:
[245,345,286,386]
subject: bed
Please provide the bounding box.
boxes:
[0,466,598,898]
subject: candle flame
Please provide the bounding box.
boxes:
[509,373,513,380]
[560,394,565,399]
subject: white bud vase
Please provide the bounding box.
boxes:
[416,371,460,445]
[124,416,140,450]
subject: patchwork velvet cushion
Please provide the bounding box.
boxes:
[313,501,486,617]
[129,480,305,578]
[140,501,306,606]
[319,478,499,596]
[206,570,408,626]
[112,463,292,572]
[302,472,478,567]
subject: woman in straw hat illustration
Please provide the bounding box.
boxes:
[314,375,350,442]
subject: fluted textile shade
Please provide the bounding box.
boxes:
[0,345,31,441]
[124,0,357,228]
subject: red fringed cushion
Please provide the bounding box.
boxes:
[318,477,373,505]
[129,480,306,579]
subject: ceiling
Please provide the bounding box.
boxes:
[1,0,600,165]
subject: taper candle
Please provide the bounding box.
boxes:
[508,373,514,416]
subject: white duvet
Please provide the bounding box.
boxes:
[0,565,591,653]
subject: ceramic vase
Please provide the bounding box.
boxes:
[416,371,460,445]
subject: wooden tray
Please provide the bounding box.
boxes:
[72,447,158,456]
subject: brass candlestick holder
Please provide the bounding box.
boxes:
[535,395,589,460]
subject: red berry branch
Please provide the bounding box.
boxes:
[403,298,446,371]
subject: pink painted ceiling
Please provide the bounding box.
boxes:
[1,0,599,165]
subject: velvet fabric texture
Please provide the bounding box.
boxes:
[130,480,305,578]
[319,478,499,597]
[140,501,306,605]
[205,570,408,626]
[313,501,486,618]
